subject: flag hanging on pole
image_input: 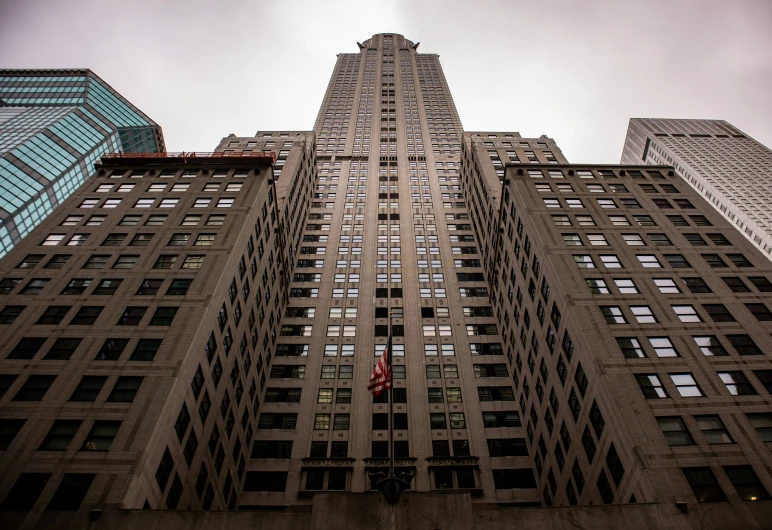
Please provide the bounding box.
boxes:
[368,336,392,396]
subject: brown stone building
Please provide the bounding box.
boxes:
[1,33,772,530]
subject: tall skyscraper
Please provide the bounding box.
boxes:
[0,70,165,259]
[621,119,772,259]
[1,34,771,530]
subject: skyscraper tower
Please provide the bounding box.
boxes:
[621,119,772,260]
[0,70,165,259]
[1,34,771,530]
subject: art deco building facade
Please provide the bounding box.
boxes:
[0,70,165,259]
[0,34,771,530]
[622,119,772,260]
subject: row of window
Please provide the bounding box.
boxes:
[1,304,179,328]
[563,231,730,247]
[42,232,217,247]
[601,302,769,326]
[552,213,712,228]
[535,181,679,194]
[93,182,242,193]
[77,197,235,209]
[58,213,226,228]
[617,335,766,358]
[574,252,753,270]
[587,275,772,295]
[2,253,205,278]
[0,373,142,402]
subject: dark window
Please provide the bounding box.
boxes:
[69,306,103,325]
[487,438,528,457]
[665,254,690,268]
[727,254,752,267]
[95,339,128,360]
[723,466,770,501]
[13,375,56,401]
[657,416,695,446]
[69,376,107,402]
[702,254,727,268]
[39,420,82,451]
[749,277,772,292]
[727,335,762,356]
[107,376,143,402]
[93,279,122,295]
[46,474,95,511]
[683,467,726,502]
[0,473,51,510]
[155,448,174,490]
[605,444,624,485]
[166,474,183,509]
[0,418,25,449]
[596,470,614,504]
[682,277,711,293]
[136,279,163,295]
[8,337,46,359]
[130,339,162,361]
[244,471,288,492]
[432,440,450,457]
[61,278,91,295]
[581,427,596,461]
[746,303,772,321]
[754,370,772,393]
[252,440,293,459]
[722,277,750,293]
[45,255,71,269]
[150,307,178,326]
[492,469,536,489]
[117,306,147,325]
[81,420,121,451]
[36,306,70,325]
[0,278,22,294]
[166,279,192,295]
[702,304,735,322]
[44,338,82,360]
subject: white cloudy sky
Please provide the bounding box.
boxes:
[1,0,770,163]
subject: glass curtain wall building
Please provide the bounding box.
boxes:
[0,69,164,258]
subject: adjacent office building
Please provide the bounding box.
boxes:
[622,119,772,259]
[0,70,165,259]
[0,34,771,530]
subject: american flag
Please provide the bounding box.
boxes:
[368,336,392,396]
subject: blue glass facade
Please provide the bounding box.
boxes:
[0,70,164,257]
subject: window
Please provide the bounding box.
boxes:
[182,255,204,269]
[80,421,121,452]
[573,255,595,269]
[746,303,772,321]
[702,304,734,322]
[614,278,638,293]
[194,234,216,246]
[693,336,728,356]
[657,416,694,446]
[719,372,756,396]
[8,338,46,359]
[566,198,584,208]
[631,305,657,323]
[13,375,56,401]
[117,306,146,325]
[608,215,630,226]
[576,215,596,226]
[637,255,661,268]
[749,277,772,292]
[107,376,143,402]
[694,415,733,444]
[216,198,234,208]
[46,473,95,510]
[724,466,770,501]
[21,279,49,294]
[665,254,690,268]
[562,234,582,246]
[207,214,226,226]
[70,306,103,325]
[636,374,667,398]
[727,334,762,356]
[670,373,703,397]
[748,413,772,442]
[146,215,167,226]
[552,215,571,226]
[0,305,25,324]
[648,337,678,357]
[167,279,192,295]
[36,305,71,325]
[703,254,727,268]
[653,278,680,294]
[683,467,726,502]
[634,215,656,226]
[159,198,178,208]
[590,235,610,247]
[130,339,162,361]
[617,337,645,358]
[622,233,644,246]
[682,277,711,294]
[45,255,71,269]
[113,255,139,269]
[39,420,82,450]
[650,234,672,246]
[601,306,626,324]
[672,305,702,323]
[722,277,750,293]
[586,279,609,294]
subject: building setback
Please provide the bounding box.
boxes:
[1,34,772,530]
[0,70,165,259]
[621,118,772,260]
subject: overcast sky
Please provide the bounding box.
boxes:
[1,0,770,163]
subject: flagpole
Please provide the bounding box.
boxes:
[388,311,394,478]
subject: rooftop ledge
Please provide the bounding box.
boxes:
[97,151,276,168]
